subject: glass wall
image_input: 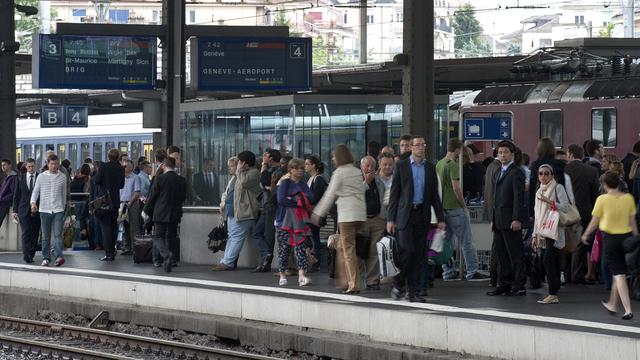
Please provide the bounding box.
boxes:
[180,98,407,207]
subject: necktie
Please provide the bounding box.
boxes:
[498,168,506,181]
[29,174,33,191]
[209,173,214,188]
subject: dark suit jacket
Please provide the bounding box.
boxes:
[144,171,186,223]
[387,157,445,230]
[193,171,220,205]
[12,172,38,218]
[564,159,600,222]
[493,163,528,230]
[94,160,125,210]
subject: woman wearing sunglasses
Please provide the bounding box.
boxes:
[532,164,570,304]
[582,172,637,320]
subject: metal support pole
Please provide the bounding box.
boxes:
[402,0,435,159]
[622,0,635,38]
[0,0,17,162]
[359,0,367,64]
[162,0,185,149]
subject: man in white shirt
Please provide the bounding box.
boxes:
[31,155,68,267]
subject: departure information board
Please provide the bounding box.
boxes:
[194,37,312,91]
[35,34,156,90]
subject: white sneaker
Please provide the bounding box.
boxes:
[41,259,49,266]
[278,278,288,286]
[299,277,311,286]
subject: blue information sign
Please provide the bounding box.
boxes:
[195,37,312,91]
[41,105,88,128]
[36,34,156,90]
[464,117,512,141]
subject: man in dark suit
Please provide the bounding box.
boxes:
[12,158,40,264]
[565,144,600,283]
[487,140,528,296]
[387,136,445,303]
[193,159,220,206]
[94,149,125,261]
[142,156,186,272]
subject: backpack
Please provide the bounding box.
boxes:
[377,235,400,278]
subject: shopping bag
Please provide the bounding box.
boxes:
[538,206,560,240]
[434,237,454,265]
[591,230,602,263]
[428,228,445,253]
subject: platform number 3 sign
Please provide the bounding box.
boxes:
[290,43,306,59]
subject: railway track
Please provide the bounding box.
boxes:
[0,315,281,360]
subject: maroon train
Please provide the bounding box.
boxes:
[457,78,640,159]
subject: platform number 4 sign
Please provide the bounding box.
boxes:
[40,105,88,128]
[65,106,88,127]
[290,43,306,59]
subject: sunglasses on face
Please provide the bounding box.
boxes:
[538,171,551,176]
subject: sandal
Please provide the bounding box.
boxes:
[536,295,559,304]
[278,278,288,286]
[298,277,311,286]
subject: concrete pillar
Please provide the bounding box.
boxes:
[402,0,435,159]
[359,0,367,64]
[0,0,17,162]
[162,0,185,149]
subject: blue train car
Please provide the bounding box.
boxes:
[16,112,156,172]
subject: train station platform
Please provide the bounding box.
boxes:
[0,250,639,360]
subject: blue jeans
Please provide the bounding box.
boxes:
[40,211,64,261]
[441,208,480,279]
[221,216,255,267]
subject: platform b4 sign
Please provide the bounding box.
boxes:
[41,105,88,128]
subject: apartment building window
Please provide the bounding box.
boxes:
[189,10,196,23]
[344,13,347,24]
[72,8,86,22]
[109,9,129,24]
[367,15,374,24]
[152,10,160,23]
[396,13,403,22]
[575,15,585,25]
[539,38,552,48]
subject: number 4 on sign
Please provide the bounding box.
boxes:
[70,112,81,124]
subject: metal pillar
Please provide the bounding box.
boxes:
[402,0,435,159]
[0,0,16,162]
[359,0,367,64]
[162,0,185,149]
[622,0,635,38]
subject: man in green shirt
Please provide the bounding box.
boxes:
[435,138,488,281]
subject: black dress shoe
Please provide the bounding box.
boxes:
[409,296,427,303]
[486,286,510,296]
[250,264,266,273]
[419,288,428,297]
[366,283,381,291]
[164,257,173,273]
[622,313,634,320]
[99,256,114,261]
[506,288,527,296]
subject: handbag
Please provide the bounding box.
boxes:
[88,193,112,215]
[556,186,581,226]
[591,230,602,262]
[538,203,560,240]
[327,230,339,250]
[207,220,228,253]
[562,226,578,254]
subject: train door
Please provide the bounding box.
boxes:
[143,143,153,161]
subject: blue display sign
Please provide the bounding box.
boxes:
[36,34,156,90]
[464,117,512,141]
[41,105,88,128]
[195,37,312,91]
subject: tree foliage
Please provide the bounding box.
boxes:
[451,4,488,57]
[599,22,615,38]
[312,36,329,67]
[15,0,57,53]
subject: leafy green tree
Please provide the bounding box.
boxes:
[451,4,488,57]
[599,22,615,38]
[273,7,301,36]
[312,36,328,67]
[15,0,57,53]
[507,43,521,56]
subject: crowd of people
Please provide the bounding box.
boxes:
[0,145,186,272]
[1,134,639,320]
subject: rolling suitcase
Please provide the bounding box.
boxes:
[133,233,154,264]
[377,235,400,278]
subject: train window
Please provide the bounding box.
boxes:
[131,141,142,162]
[68,143,78,170]
[143,144,153,161]
[540,110,563,147]
[592,108,617,147]
[34,145,43,168]
[81,143,90,166]
[15,147,21,163]
[57,144,65,160]
[45,144,54,152]
[105,142,115,152]
[119,142,128,155]
[23,145,32,162]
[93,143,103,162]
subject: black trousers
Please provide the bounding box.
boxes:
[19,214,40,261]
[494,227,526,290]
[153,221,178,262]
[543,238,562,295]
[571,221,593,283]
[393,207,427,297]
[0,205,10,228]
[97,211,118,258]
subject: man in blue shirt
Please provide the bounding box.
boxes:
[387,136,445,302]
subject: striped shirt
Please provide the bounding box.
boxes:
[30,171,67,213]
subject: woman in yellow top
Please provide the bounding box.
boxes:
[581,172,638,320]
